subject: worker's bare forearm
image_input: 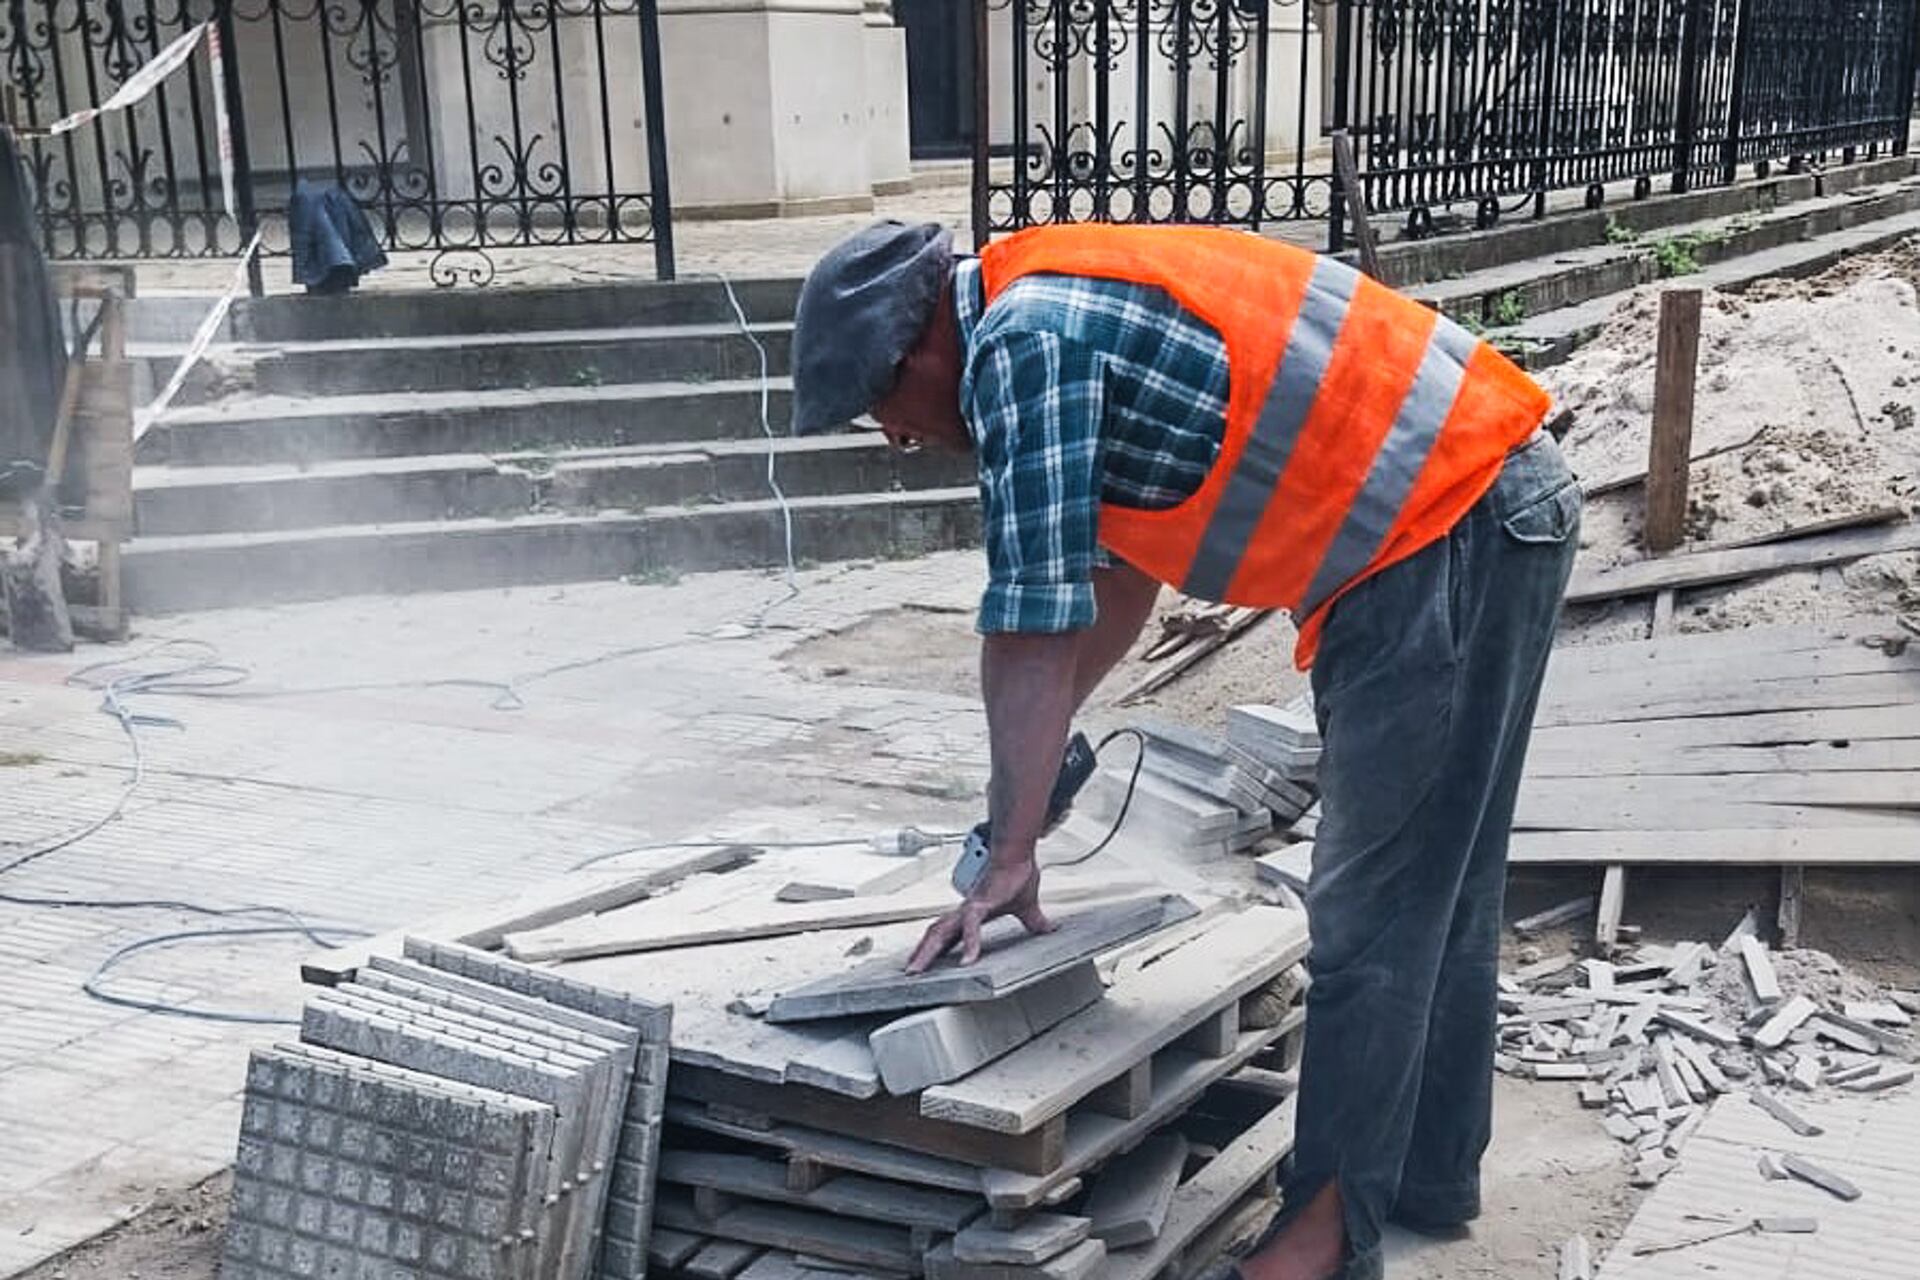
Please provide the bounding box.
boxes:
[1072,560,1161,709]
[981,632,1081,871]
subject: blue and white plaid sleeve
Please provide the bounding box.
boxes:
[968,331,1108,635]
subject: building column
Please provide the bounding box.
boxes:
[658,0,876,219]
[866,0,913,196]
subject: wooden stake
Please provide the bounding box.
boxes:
[1777,865,1804,948]
[1331,130,1382,280]
[1645,289,1704,553]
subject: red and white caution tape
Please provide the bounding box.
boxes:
[25,23,210,139]
[133,229,264,443]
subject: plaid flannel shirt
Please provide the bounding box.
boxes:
[954,256,1230,634]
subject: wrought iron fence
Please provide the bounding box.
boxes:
[0,0,676,283]
[974,0,1920,248]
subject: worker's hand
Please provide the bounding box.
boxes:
[904,860,1053,973]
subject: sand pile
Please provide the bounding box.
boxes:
[1543,243,1920,638]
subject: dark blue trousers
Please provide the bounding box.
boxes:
[1286,432,1581,1273]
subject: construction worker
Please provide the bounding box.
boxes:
[787,221,1581,1280]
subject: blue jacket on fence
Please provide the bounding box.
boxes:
[288,180,387,295]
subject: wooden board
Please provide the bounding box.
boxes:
[764,895,1194,1024]
[1643,289,1702,554]
[652,1189,919,1273]
[664,1101,984,1196]
[1564,520,1920,604]
[1541,637,1920,706]
[1527,704,1920,759]
[1102,1096,1299,1280]
[508,873,1156,963]
[657,1150,981,1232]
[925,1239,1107,1280]
[1544,623,1881,677]
[669,1064,1068,1176]
[1515,773,1920,828]
[1527,737,1920,779]
[1533,670,1920,728]
[1507,829,1920,867]
[952,1212,1091,1265]
[869,961,1105,1096]
[301,846,755,985]
[776,852,937,903]
[919,906,1309,1135]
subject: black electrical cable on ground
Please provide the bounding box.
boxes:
[1,641,368,1023]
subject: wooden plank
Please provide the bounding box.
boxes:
[868,962,1105,1095]
[653,1189,920,1272]
[508,873,1155,963]
[1778,865,1805,947]
[1595,867,1628,951]
[1517,771,1920,818]
[663,1102,984,1196]
[1084,1131,1189,1249]
[1565,519,1920,604]
[1536,671,1920,728]
[1540,640,1920,709]
[776,852,936,903]
[1644,289,1702,553]
[1506,828,1920,866]
[1331,130,1382,279]
[670,1064,1068,1176]
[656,1150,981,1232]
[765,895,1193,1024]
[1527,736,1920,778]
[925,1239,1106,1280]
[300,846,755,985]
[1579,426,1765,498]
[685,1240,762,1279]
[953,1213,1091,1265]
[1546,622,1876,676]
[1723,504,1911,549]
[921,907,1309,1135]
[1102,1097,1299,1280]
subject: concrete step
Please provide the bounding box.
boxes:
[231,277,802,343]
[145,320,793,405]
[1372,153,1917,289]
[1495,206,1920,369]
[141,380,796,465]
[120,487,982,612]
[1418,173,1920,328]
[132,436,975,536]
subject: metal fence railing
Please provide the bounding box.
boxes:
[973,0,1920,249]
[1,0,677,283]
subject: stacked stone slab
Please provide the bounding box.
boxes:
[1224,698,1321,788]
[225,942,671,1280]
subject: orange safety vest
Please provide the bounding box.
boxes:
[979,224,1551,668]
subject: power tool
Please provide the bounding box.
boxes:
[951,731,1099,895]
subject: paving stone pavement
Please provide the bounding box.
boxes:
[0,552,992,1275]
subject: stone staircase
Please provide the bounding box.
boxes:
[124,279,979,611]
[116,151,1920,613]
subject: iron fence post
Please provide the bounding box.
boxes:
[638,0,676,280]
[1899,0,1920,156]
[971,0,991,248]
[1721,0,1757,182]
[1531,0,1564,220]
[1672,0,1709,193]
[1328,0,1355,254]
[213,0,262,297]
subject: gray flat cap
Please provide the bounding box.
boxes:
[790,220,954,435]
